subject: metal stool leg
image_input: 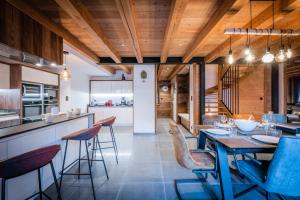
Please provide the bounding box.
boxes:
[91,138,95,167]
[78,140,81,179]
[59,140,69,191]
[110,126,118,164]
[37,168,43,200]
[1,179,5,200]
[50,161,62,200]
[96,136,109,180]
[85,141,96,200]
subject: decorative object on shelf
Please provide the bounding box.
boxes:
[140,70,147,82]
[225,0,296,64]
[122,73,126,80]
[61,51,71,81]
[162,85,169,92]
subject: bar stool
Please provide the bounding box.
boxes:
[59,125,108,200]
[0,145,62,200]
[92,116,118,164]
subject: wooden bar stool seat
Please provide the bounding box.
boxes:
[92,116,118,164]
[0,145,62,200]
[59,125,108,200]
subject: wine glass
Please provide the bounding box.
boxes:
[220,115,227,124]
[262,114,270,135]
[228,118,236,135]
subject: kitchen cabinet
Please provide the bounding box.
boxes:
[122,81,133,93]
[0,64,10,89]
[88,106,133,126]
[22,67,59,86]
[91,81,111,94]
[111,81,123,93]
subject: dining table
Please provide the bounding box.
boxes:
[197,128,277,200]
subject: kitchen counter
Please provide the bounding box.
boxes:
[0,112,94,200]
[0,113,94,139]
[88,106,133,126]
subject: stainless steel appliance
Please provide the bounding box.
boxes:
[22,83,59,118]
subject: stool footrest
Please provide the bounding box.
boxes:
[60,158,105,175]
[99,141,114,144]
[93,146,114,150]
[63,173,90,176]
[24,191,51,200]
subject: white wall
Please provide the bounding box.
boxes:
[133,64,156,134]
[60,54,90,113]
[0,63,10,89]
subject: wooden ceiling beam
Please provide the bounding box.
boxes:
[168,64,184,80]
[115,0,143,63]
[6,0,115,75]
[157,65,163,81]
[55,0,122,64]
[182,0,239,63]
[205,0,298,63]
[116,65,132,74]
[160,0,189,63]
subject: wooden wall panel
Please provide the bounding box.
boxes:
[157,81,171,118]
[239,64,271,115]
[177,74,189,114]
[0,1,63,64]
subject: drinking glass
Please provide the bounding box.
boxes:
[262,115,270,135]
[220,115,227,124]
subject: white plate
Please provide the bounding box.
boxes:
[218,123,231,129]
[251,135,279,144]
[206,129,230,135]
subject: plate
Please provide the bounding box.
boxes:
[206,129,230,135]
[218,123,231,129]
[251,135,279,144]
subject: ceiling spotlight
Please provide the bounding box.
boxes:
[262,48,274,63]
[35,63,42,67]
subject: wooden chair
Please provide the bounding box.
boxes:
[169,120,219,199]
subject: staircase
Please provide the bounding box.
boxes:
[205,64,257,117]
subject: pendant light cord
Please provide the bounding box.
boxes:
[250,0,253,29]
[272,0,275,29]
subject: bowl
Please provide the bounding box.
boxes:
[235,119,257,132]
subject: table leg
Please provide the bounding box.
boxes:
[216,142,234,200]
[198,131,207,149]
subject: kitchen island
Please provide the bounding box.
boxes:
[88,105,133,126]
[0,113,94,200]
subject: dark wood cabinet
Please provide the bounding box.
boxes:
[0,1,63,64]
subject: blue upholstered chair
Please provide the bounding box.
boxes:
[234,136,300,199]
[262,114,287,124]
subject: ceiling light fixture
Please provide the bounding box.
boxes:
[61,51,71,81]
[286,35,293,59]
[262,32,274,63]
[275,33,286,63]
[227,35,234,64]
[50,62,57,67]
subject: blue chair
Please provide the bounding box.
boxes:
[262,114,287,124]
[234,136,300,199]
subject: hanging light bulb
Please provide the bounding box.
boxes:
[262,32,274,63]
[61,51,71,81]
[262,47,274,63]
[227,35,234,64]
[244,45,251,55]
[245,51,255,62]
[286,47,292,59]
[228,50,234,64]
[275,33,286,63]
[275,48,286,63]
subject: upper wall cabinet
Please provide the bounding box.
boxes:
[0,1,63,64]
[22,67,59,86]
[91,81,111,94]
[91,81,133,94]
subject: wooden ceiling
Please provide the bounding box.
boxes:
[6,0,300,77]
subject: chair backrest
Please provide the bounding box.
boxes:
[264,136,300,196]
[202,115,221,125]
[169,120,198,169]
[262,114,287,124]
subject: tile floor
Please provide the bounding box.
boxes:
[46,118,292,200]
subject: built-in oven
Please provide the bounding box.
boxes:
[22,83,43,101]
[22,101,43,117]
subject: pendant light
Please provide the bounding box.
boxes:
[286,35,292,59]
[262,32,274,63]
[275,33,286,62]
[227,35,234,64]
[61,51,71,81]
[244,1,255,63]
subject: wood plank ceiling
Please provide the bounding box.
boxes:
[6,0,300,78]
